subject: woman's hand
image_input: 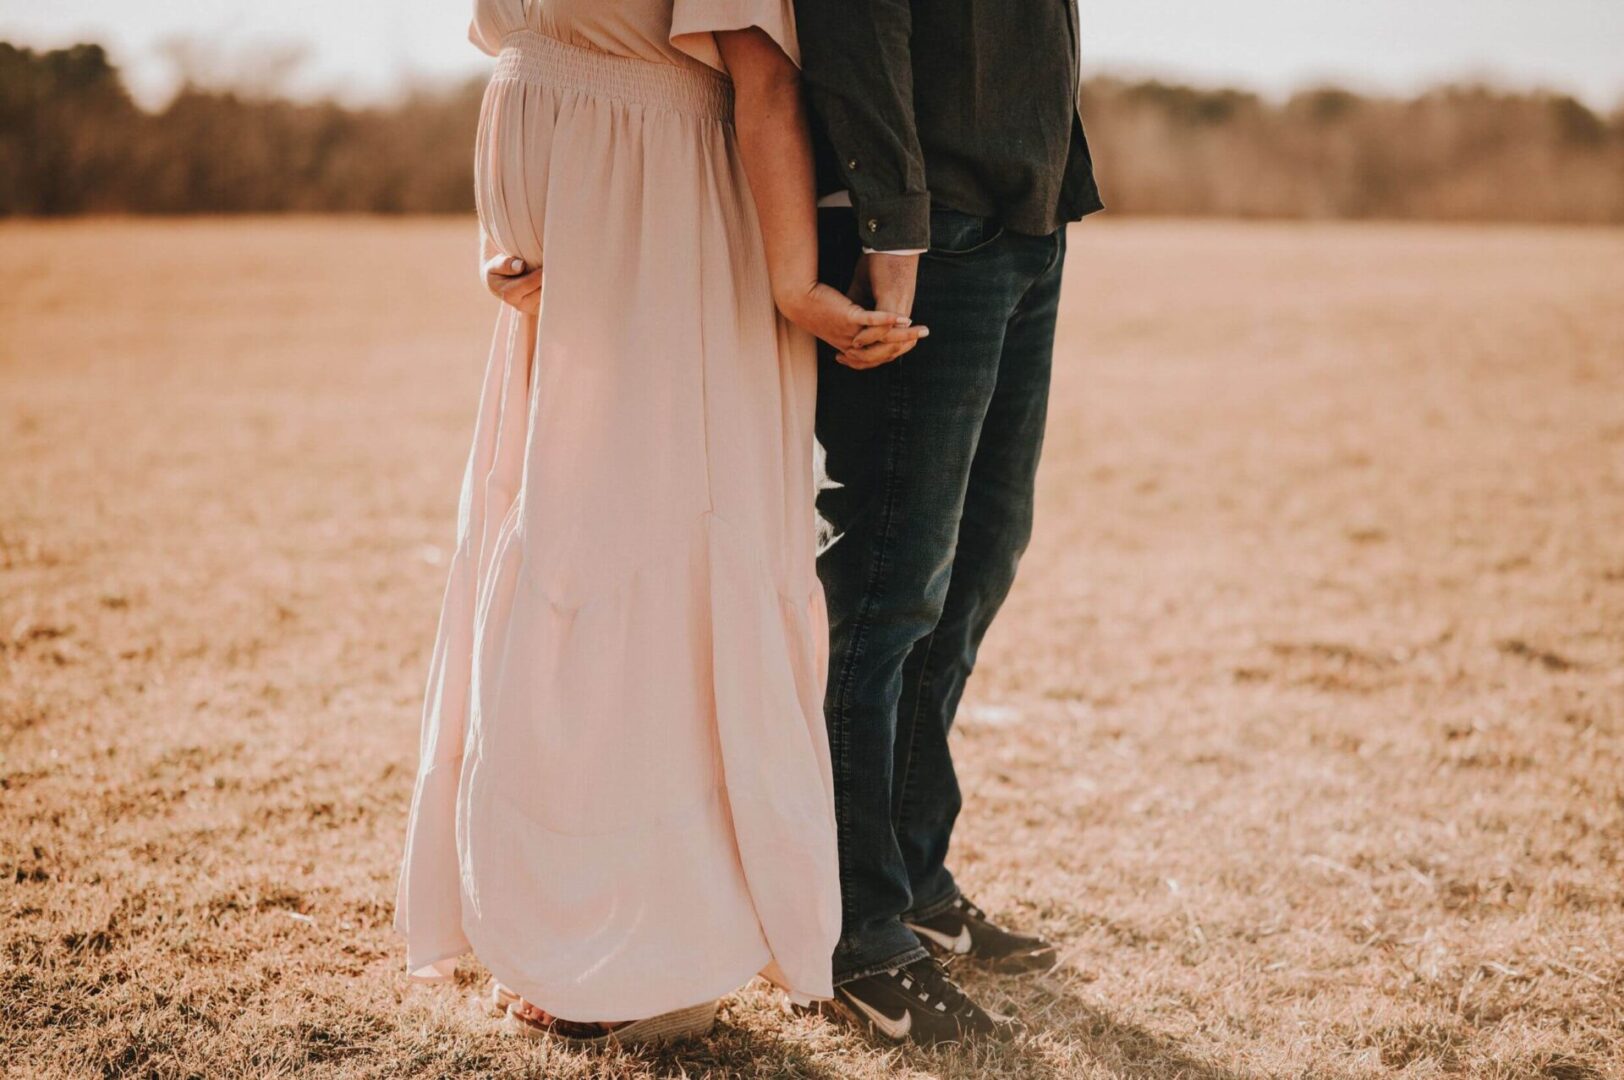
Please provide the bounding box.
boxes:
[777,282,929,370]
[483,251,543,316]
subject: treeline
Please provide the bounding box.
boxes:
[1080,79,1624,222]
[4,41,1623,221]
[0,42,479,215]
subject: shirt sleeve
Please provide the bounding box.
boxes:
[795,0,929,251]
[670,0,802,73]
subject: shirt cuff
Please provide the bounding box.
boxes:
[851,191,930,252]
[862,247,927,256]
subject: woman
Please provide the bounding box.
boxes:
[394,0,926,1047]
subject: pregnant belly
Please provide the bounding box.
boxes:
[474,73,553,269]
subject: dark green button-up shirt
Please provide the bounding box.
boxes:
[796,0,1105,251]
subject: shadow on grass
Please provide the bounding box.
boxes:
[1040,1002,1257,1079]
[661,989,1256,1080]
[957,967,1262,1080]
[604,1015,852,1079]
[419,966,1253,1078]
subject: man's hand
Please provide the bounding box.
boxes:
[483,252,543,316]
[848,252,919,318]
[843,252,920,368]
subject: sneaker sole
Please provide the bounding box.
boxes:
[828,992,1000,1047]
[984,947,1058,974]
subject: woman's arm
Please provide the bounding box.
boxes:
[715,27,925,368]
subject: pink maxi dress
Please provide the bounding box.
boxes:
[394,0,840,1020]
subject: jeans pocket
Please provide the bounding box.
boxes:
[925,209,1004,258]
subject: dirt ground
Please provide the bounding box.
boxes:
[2,218,1621,1079]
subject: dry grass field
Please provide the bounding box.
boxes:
[2,217,1621,1079]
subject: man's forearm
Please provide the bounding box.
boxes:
[795,0,930,251]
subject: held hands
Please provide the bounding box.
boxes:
[483,251,543,316]
[837,252,923,370]
[777,280,928,370]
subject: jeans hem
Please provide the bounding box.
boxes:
[832,945,930,987]
[902,886,962,923]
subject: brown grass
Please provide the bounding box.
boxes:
[2,218,1621,1079]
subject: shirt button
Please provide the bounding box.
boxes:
[867,218,880,233]
[846,158,860,171]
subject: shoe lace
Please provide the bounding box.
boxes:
[894,958,973,1015]
[954,896,988,922]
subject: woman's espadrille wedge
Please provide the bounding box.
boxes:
[503,999,718,1048]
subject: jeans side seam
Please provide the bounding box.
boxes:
[1007,228,1066,324]
[891,628,938,839]
[828,364,912,942]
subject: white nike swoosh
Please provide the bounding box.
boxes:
[843,993,912,1040]
[910,922,974,955]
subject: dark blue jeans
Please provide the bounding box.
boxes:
[815,207,1067,983]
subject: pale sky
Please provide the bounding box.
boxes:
[2,0,1621,110]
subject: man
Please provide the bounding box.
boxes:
[795,0,1104,1044]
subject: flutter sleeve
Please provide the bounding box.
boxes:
[468,0,525,57]
[670,0,802,73]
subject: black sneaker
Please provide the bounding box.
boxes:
[831,957,1012,1045]
[906,895,1058,973]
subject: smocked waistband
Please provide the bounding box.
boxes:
[493,30,733,121]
